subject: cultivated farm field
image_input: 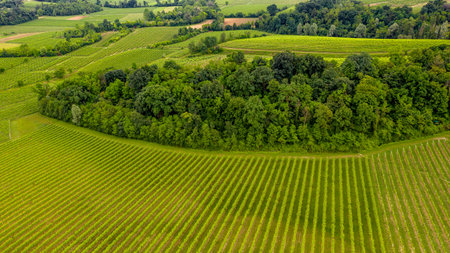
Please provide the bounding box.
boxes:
[221,35,450,57]
[0,115,448,252]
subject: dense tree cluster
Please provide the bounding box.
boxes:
[37,45,449,152]
[144,0,220,25]
[188,36,220,54]
[35,0,102,16]
[256,0,449,39]
[103,0,141,8]
[0,0,37,25]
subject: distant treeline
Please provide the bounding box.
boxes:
[37,45,449,152]
[35,0,102,16]
[144,0,220,25]
[257,0,449,39]
[0,0,37,25]
[0,0,102,26]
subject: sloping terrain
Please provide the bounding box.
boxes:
[0,114,448,252]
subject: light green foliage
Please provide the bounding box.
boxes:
[0,27,178,90]
[0,86,38,121]
[0,120,8,142]
[218,0,302,15]
[6,32,66,48]
[0,115,448,251]
[222,35,450,58]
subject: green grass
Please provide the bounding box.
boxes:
[221,35,450,57]
[0,86,38,121]
[0,113,448,252]
[0,43,21,49]
[82,48,174,71]
[218,0,302,15]
[6,32,66,48]
[0,120,9,142]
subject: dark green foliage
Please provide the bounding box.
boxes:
[39,46,450,152]
[267,4,278,16]
[341,52,375,80]
[188,36,221,54]
[258,0,450,39]
[127,68,151,93]
[144,0,219,25]
[36,0,102,16]
[104,69,127,85]
[271,51,298,81]
[227,51,246,65]
[0,0,37,25]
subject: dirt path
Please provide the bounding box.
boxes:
[67,16,87,21]
[368,2,387,7]
[411,3,427,8]
[0,33,42,43]
[224,18,258,26]
[188,20,214,29]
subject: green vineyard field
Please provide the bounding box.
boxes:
[221,35,450,57]
[0,115,448,252]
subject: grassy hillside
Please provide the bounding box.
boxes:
[0,114,448,252]
[221,35,450,57]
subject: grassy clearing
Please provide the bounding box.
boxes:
[221,35,450,57]
[218,0,302,15]
[0,114,448,251]
[6,32,66,48]
[0,43,21,49]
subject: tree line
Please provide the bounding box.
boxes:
[256,0,449,39]
[35,0,102,16]
[144,0,220,25]
[37,45,449,152]
[0,0,37,25]
[0,0,103,26]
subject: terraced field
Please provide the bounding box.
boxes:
[0,115,448,252]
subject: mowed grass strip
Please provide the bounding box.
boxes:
[0,118,448,252]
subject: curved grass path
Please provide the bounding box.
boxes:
[0,115,449,252]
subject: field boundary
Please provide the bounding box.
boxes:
[5,113,448,159]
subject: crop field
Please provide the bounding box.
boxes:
[0,114,448,252]
[0,43,20,49]
[0,86,38,120]
[221,35,450,57]
[0,120,8,142]
[218,0,303,14]
[6,32,67,48]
